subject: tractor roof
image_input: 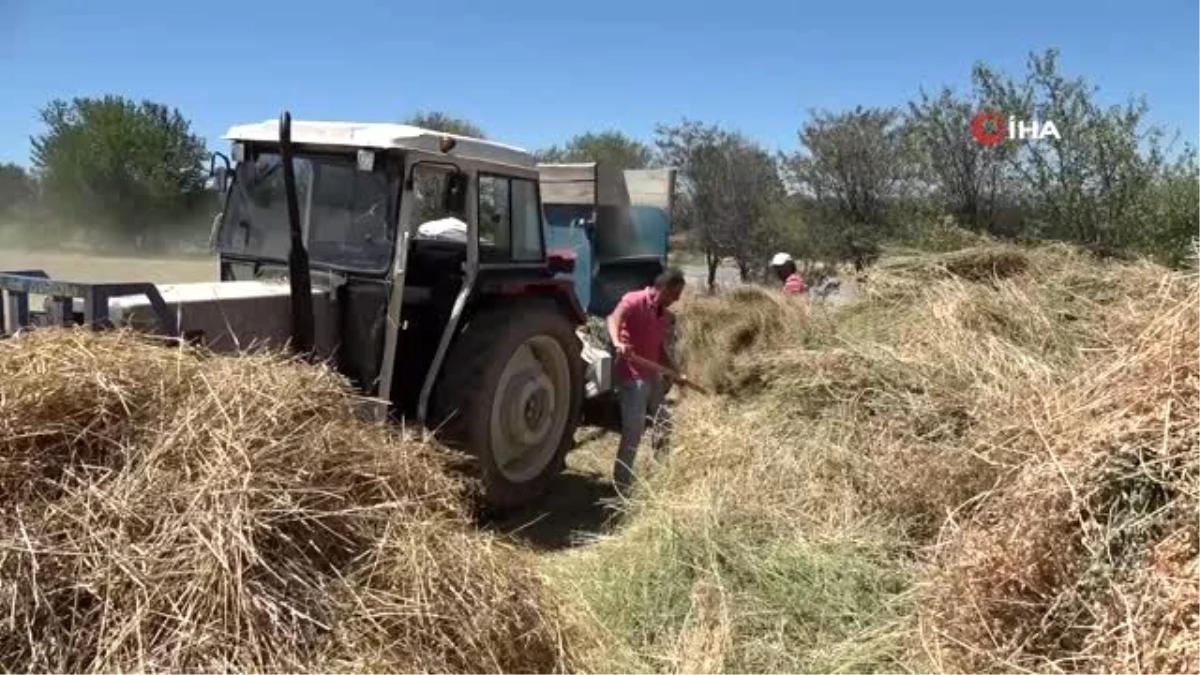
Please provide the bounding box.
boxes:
[223,119,537,170]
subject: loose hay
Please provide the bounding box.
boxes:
[921,275,1200,674]
[676,286,814,393]
[834,246,1198,672]
[0,329,568,673]
[575,241,1198,673]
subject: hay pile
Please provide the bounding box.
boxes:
[548,292,908,674]
[0,329,567,673]
[770,245,1199,672]
[921,272,1199,673]
[550,242,1197,673]
[872,243,1032,284]
[675,286,814,394]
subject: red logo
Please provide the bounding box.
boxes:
[970,111,1007,146]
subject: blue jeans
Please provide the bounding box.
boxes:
[614,376,669,493]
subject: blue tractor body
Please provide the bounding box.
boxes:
[540,163,675,319]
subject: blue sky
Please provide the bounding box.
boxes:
[1,0,1196,167]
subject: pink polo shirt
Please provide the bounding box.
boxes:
[784,272,807,294]
[613,286,671,383]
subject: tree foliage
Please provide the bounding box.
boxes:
[0,163,35,217]
[30,96,210,250]
[537,131,654,170]
[783,107,912,227]
[971,49,1169,250]
[657,120,784,286]
[779,107,910,268]
[404,111,487,139]
[907,87,1014,234]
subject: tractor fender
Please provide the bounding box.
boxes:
[477,277,587,325]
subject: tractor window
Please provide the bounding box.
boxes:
[412,165,459,227]
[511,179,543,261]
[217,151,396,274]
[477,174,512,261]
[477,173,544,263]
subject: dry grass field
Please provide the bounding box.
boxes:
[0,242,1195,674]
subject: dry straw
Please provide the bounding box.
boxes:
[0,329,568,673]
[920,268,1199,674]
[550,242,1198,674]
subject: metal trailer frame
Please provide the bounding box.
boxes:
[0,270,179,337]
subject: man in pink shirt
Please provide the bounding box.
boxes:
[606,268,688,493]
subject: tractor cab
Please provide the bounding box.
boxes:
[206,116,586,507]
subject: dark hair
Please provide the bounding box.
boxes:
[655,267,686,289]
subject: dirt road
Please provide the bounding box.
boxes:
[680,262,742,290]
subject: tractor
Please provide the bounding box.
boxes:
[0,113,605,509]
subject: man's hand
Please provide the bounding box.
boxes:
[612,341,631,356]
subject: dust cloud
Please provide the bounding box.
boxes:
[0,220,217,284]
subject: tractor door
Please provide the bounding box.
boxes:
[214,144,401,392]
[378,159,475,418]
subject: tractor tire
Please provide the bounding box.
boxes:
[432,298,584,510]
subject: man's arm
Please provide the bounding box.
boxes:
[659,343,678,372]
[607,300,629,355]
[659,313,682,374]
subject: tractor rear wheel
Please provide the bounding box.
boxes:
[433,299,583,509]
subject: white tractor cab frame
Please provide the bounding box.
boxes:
[207,113,587,508]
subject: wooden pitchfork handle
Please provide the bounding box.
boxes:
[622,351,711,394]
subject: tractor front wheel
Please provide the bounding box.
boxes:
[433,299,583,509]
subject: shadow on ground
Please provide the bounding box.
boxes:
[477,426,629,551]
[481,468,623,551]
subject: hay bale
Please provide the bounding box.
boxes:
[0,329,567,673]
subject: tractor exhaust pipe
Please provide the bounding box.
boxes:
[278,110,315,356]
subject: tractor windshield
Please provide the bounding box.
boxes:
[216,150,396,273]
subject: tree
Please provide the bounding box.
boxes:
[0,163,35,217]
[907,87,1015,234]
[404,111,487,139]
[972,49,1167,250]
[537,131,654,170]
[30,96,210,251]
[657,120,784,287]
[781,107,912,269]
[1133,147,1199,268]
